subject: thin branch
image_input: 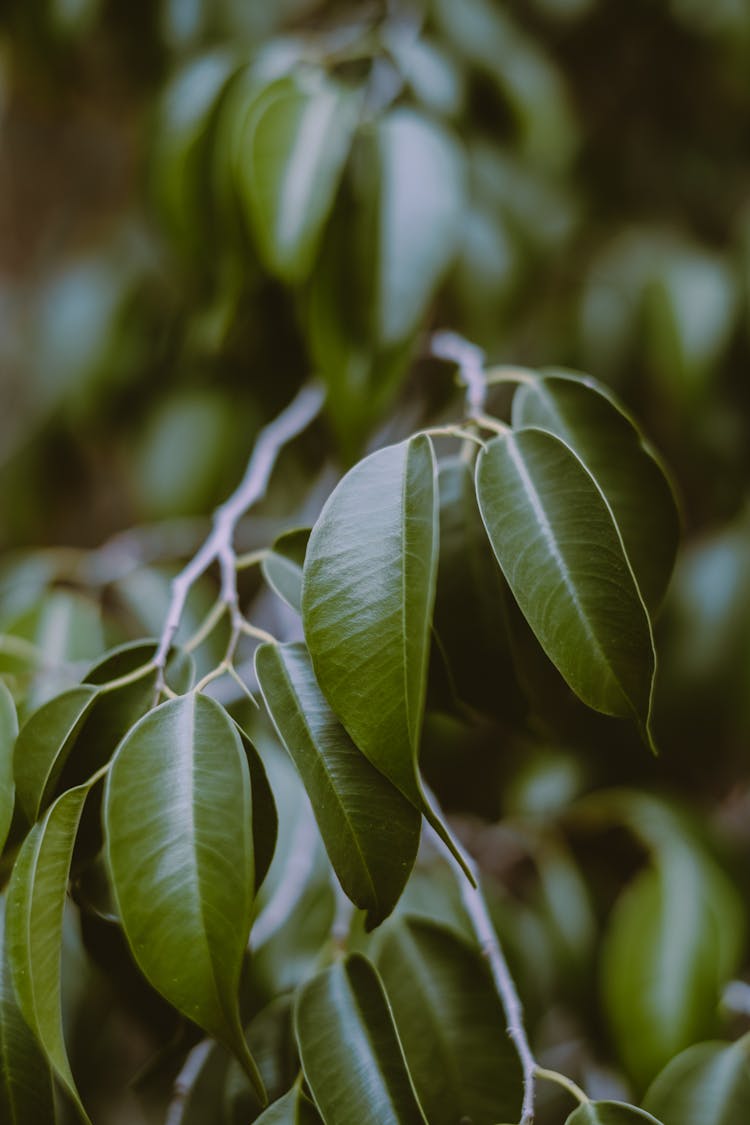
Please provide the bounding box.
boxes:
[152,385,324,682]
[164,1039,214,1125]
[424,788,537,1124]
[431,330,488,414]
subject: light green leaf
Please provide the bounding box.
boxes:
[602,846,744,1087]
[13,686,98,823]
[0,684,18,852]
[0,896,56,1125]
[565,1102,663,1124]
[376,917,523,1124]
[239,76,359,283]
[256,1083,323,1124]
[104,694,265,1102]
[5,783,94,1122]
[302,436,468,873]
[295,954,427,1125]
[642,1035,750,1125]
[255,642,421,929]
[261,529,311,613]
[475,428,655,738]
[511,371,680,612]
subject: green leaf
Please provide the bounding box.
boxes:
[255,642,421,929]
[5,782,94,1122]
[0,896,56,1125]
[295,954,427,1125]
[104,694,265,1102]
[236,725,278,894]
[376,917,523,1124]
[475,428,655,739]
[565,1102,663,1124]
[256,1083,323,1124]
[642,1035,750,1124]
[261,529,311,614]
[239,76,359,283]
[601,846,744,1087]
[13,686,99,823]
[511,371,679,612]
[302,436,468,873]
[0,683,18,853]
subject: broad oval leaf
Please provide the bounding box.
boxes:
[642,1035,750,1125]
[104,693,264,1101]
[239,76,359,283]
[295,954,427,1125]
[565,1102,663,1124]
[0,683,18,852]
[5,782,94,1122]
[0,896,56,1125]
[376,917,523,1124]
[511,371,679,612]
[262,529,311,614]
[255,642,421,929]
[476,428,655,737]
[256,1083,323,1124]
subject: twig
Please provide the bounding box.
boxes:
[152,385,324,684]
[164,1039,213,1125]
[431,330,488,414]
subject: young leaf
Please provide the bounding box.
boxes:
[511,371,679,612]
[0,896,56,1125]
[302,436,468,873]
[565,1103,663,1124]
[255,641,421,929]
[239,76,359,283]
[376,917,524,1124]
[5,782,95,1123]
[13,686,98,822]
[256,1083,323,1124]
[475,428,655,739]
[104,694,265,1102]
[295,954,428,1125]
[642,1035,750,1124]
[0,683,18,852]
[261,529,311,614]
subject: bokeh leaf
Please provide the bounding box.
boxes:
[13,685,98,822]
[642,1035,750,1124]
[0,683,18,852]
[261,529,311,614]
[565,1103,663,1124]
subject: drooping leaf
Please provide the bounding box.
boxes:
[302,436,468,872]
[642,1035,750,1125]
[475,428,655,739]
[565,1102,663,1124]
[0,896,56,1125]
[236,725,278,894]
[376,917,523,1124]
[255,642,421,929]
[0,684,18,852]
[295,954,427,1125]
[104,694,265,1102]
[601,846,744,1087]
[5,782,95,1122]
[239,76,359,283]
[262,529,311,614]
[13,686,99,822]
[255,1083,323,1124]
[511,371,679,612]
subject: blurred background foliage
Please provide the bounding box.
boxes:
[3,0,750,1121]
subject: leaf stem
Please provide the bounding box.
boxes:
[485,365,538,387]
[471,412,511,436]
[98,660,156,695]
[534,1067,589,1105]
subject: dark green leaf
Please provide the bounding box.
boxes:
[255,642,421,928]
[642,1035,750,1125]
[511,371,679,611]
[565,1102,663,1124]
[236,725,278,894]
[262,529,311,614]
[13,686,98,822]
[0,684,18,852]
[295,954,427,1125]
[256,1083,323,1124]
[476,428,655,740]
[376,917,523,1124]
[104,694,265,1102]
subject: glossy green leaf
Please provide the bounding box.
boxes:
[376,917,523,1124]
[511,371,679,611]
[642,1035,750,1124]
[262,529,311,614]
[5,783,94,1122]
[255,641,421,929]
[256,1083,323,1125]
[104,694,265,1102]
[295,954,427,1125]
[602,846,744,1087]
[239,76,359,283]
[476,428,655,738]
[565,1102,663,1124]
[302,436,467,872]
[0,896,56,1125]
[0,683,18,852]
[13,686,98,822]
[236,725,278,894]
